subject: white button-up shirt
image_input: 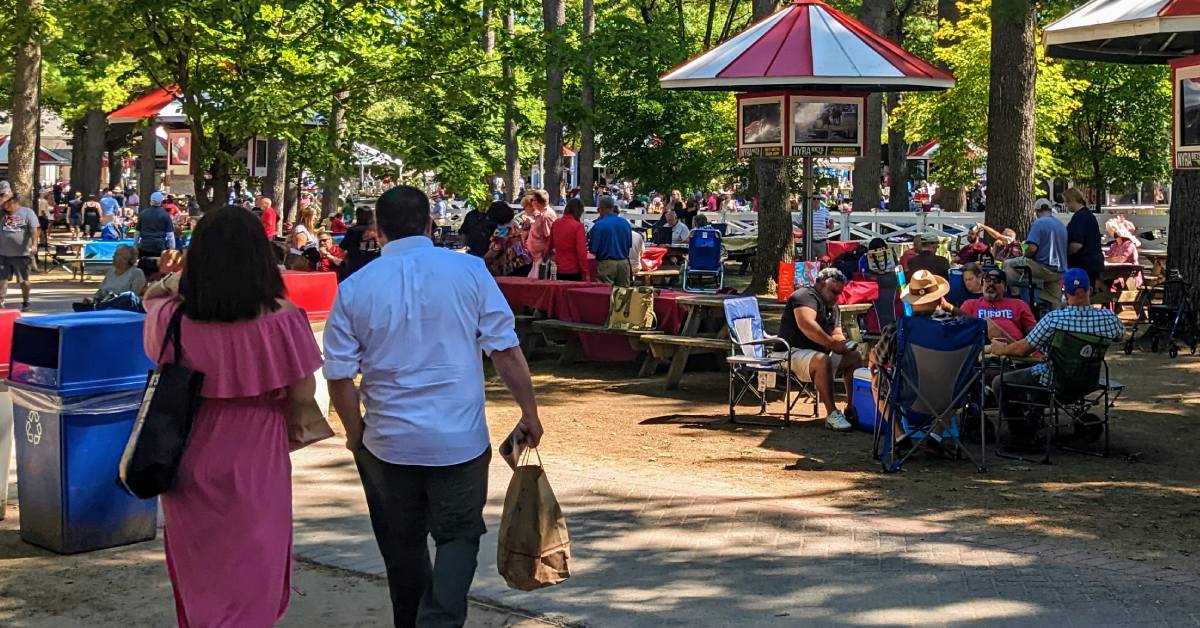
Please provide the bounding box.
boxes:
[323,236,518,466]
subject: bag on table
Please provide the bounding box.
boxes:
[118,305,204,499]
[497,448,571,591]
[606,286,656,331]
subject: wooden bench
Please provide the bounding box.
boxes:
[532,319,662,365]
[514,314,541,358]
[641,334,730,386]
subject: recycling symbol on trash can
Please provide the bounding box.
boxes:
[25,411,42,446]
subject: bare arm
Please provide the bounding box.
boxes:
[795,306,845,354]
[1068,242,1083,254]
[328,379,364,451]
[976,223,1008,242]
[989,338,1034,357]
[490,346,543,447]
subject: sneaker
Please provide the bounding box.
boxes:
[824,409,852,432]
[20,302,30,312]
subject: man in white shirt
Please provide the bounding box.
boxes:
[324,185,543,628]
[623,208,645,272]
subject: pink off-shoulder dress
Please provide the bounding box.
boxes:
[143,296,323,628]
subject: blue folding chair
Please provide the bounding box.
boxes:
[682,227,724,293]
[872,315,988,473]
[724,297,819,427]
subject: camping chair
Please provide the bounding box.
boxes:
[682,227,724,293]
[724,297,819,427]
[872,315,988,473]
[996,330,1122,463]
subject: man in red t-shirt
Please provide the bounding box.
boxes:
[258,196,278,239]
[957,268,1036,341]
[955,227,990,264]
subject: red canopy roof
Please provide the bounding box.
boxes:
[108,87,187,124]
[0,137,69,165]
[661,0,953,92]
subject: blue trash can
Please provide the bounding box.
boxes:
[9,311,156,554]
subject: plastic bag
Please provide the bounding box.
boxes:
[9,384,143,416]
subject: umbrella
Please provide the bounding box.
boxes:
[1045,0,1200,63]
[108,87,188,124]
[661,0,954,92]
[661,0,953,260]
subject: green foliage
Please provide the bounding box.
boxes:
[900,0,1083,189]
[1058,62,1171,193]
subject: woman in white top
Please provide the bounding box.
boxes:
[290,207,317,253]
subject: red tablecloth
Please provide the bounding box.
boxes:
[495,277,601,318]
[826,240,861,259]
[561,287,688,361]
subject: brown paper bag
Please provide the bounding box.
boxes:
[496,450,571,591]
[287,396,335,452]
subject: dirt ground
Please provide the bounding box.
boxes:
[487,347,1200,576]
[0,504,550,627]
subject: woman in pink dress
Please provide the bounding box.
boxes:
[142,206,323,627]
[523,189,557,276]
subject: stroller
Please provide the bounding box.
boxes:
[1126,271,1198,358]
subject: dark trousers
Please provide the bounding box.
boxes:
[354,446,491,628]
[556,271,583,282]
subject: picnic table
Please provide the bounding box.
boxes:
[645,294,786,389]
[52,239,93,282]
[495,276,601,319]
[1141,248,1168,279]
[556,286,688,362]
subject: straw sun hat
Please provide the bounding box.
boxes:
[901,270,950,306]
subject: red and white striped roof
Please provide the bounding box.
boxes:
[108,88,188,124]
[661,0,953,92]
[1045,0,1200,63]
[0,136,69,165]
[907,140,940,160]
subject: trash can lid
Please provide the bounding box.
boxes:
[17,311,146,329]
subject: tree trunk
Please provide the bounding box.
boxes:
[852,0,889,213]
[264,138,288,234]
[887,93,909,212]
[139,122,157,196]
[107,149,122,189]
[941,186,967,212]
[578,0,596,206]
[751,0,778,20]
[503,9,521,202]
[8,0,43,207]
[323,91,348,219]
[542,0,566,202]
[704,0,718,48]
[70,118,85,194]
[748,158,792,296]
[79,108,107,198]
[985,0,1037,235]
[746,0,787,297]
[482,0,495,55]
[1168,169,1200,312]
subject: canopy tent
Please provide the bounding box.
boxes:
[660,0,954,92]
[352,142,402,166]
[108,87,188,124]
[907,140,940,161]
[0,136,69,165]
[1045,0,1200,63]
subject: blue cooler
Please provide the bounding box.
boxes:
[851,367,882,433]
[9,311,156,554]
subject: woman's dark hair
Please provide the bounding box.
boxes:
[868,237,887,250]
[487,200,514,225]
[376,185,430,240]
[672,201,685,213]
[355,207,374,225]
[694,214,709,227]
[181,205,284,322]
[564,197,584,219]
[961,262,983,278]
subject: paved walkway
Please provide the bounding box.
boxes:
[291,442,1200,628]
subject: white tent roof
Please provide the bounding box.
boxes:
[1045,0,1200,63]
[352,142,402,166]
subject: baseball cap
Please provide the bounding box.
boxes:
[150,191,165,205]
[0,181,12,204]
[1033,198,1053,213]
[1063,268,1091,294]
[983,267,1007,283]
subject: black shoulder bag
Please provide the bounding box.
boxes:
[118,305,205,498]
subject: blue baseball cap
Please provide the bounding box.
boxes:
[150,191,165,205]
[1063,268,1091,294]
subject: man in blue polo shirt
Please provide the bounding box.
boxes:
[588,195,632,287]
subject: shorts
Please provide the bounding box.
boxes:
[0,256,32,283]
[773,348,843,382]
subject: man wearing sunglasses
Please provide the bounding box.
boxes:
[952,267,1036,342]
